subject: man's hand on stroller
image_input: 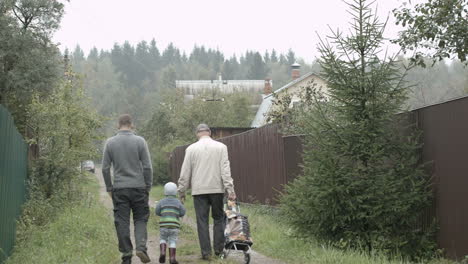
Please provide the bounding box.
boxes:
[228,191,236,201]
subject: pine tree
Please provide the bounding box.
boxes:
[226,56,240,79]
[286,48,295,65]
[280,0,435,259]
[88,47,99,61]
[264,50,270,64]
[279,54,287,64]
[271,49,278,63]
[71,45,85,73]
[149,38,161,71]
[247,52,268,79]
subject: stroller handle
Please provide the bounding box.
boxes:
[224,197,241,213]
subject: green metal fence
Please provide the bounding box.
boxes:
[0,105,28,263]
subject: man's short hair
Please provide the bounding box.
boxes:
[196,123,210,133]
[118,114,133,128]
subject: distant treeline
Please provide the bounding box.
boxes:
[69,40,318,129]
[401,59,468,109]
[68,40,468,132]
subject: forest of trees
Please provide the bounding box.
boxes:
[69,41,468,137]
[403,58,468,109]
[66,40,468,185]
[69,42,318,133]
[70,42,322,182]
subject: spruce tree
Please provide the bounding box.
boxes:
[271,49,279,63]
[286,48,296,65]
[280,0,435,259]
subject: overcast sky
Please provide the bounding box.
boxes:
[53,0,408,62]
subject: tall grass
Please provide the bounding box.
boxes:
[240,204,454,264]
[5,175,120,264]
[152,186,454,264]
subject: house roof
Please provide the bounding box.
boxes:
[251,72,323,127]
[251,95,275,127]
[176,80,266,94]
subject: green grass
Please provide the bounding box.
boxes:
[5,175,120,264]
[240,203,455,264]
[151,186,455,264]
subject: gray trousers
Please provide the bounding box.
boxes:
[112,188,150,256]
[193,193,225,256]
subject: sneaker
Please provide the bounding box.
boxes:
[136,250,151,263]
[201,254,212,261]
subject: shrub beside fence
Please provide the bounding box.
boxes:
[0,105,28,263]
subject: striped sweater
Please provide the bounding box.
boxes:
[155,196,186,229]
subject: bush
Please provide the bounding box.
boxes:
[7,175,119,264]
[151,150,171,184]
[279,0,436,260]
[16,172,84,244]
[15,67,104,245]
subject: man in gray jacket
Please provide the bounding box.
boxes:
[178,124,236,260]
[102,114,153,264]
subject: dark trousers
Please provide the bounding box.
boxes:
[112,188,150,256]
[193,193,225,256]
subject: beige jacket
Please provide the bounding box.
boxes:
[177,136,235,196]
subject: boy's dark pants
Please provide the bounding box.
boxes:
[193,193,225,256]
[112,188,150,256]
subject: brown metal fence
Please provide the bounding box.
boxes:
[169,124,299,204]
[412,96,468,259]
[168,95,468,258]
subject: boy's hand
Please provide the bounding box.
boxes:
[179,192,186,204]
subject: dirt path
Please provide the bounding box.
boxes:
[95,169,285,264]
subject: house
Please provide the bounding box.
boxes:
[176,74,273,100]
[251,63,328,127]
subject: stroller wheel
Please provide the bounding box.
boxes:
[220,249,228,259]
[243,252,251,264]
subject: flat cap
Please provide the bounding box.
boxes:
[196,123,210,133]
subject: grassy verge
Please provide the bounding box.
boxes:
[241,203,455,264]
[5,174,120,264]
[152,186,454,264]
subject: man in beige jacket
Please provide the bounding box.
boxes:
[177,124,236,260]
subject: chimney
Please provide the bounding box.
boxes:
[291,62,301,80]
[264,78,272,94]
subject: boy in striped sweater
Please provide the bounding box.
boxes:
[155,182,186,264]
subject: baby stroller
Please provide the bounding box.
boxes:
[220,199,253,264]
